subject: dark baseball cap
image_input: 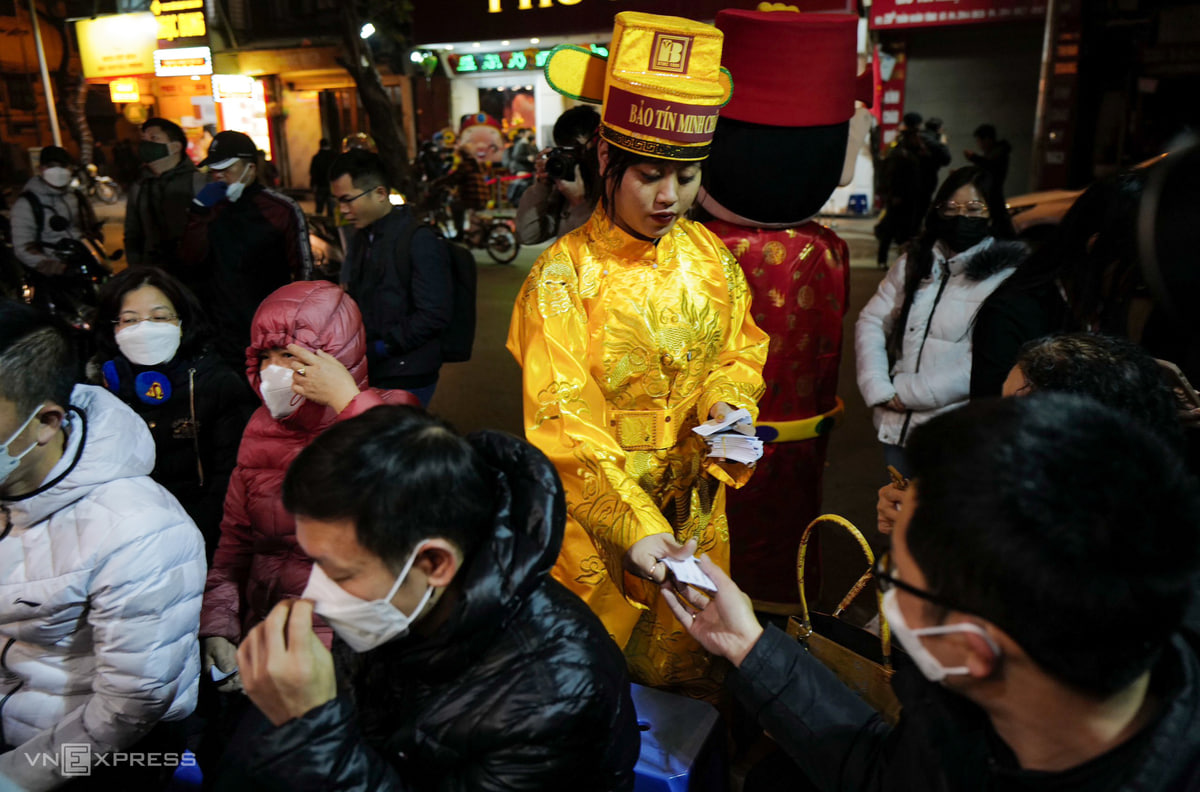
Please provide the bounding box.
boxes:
[199,130,257,170]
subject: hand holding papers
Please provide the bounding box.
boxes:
[692,407,763,465]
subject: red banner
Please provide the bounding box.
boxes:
[870,0,1046,30]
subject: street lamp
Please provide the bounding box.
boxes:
[360,22,376,39]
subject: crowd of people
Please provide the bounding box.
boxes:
[0,8,1198,792]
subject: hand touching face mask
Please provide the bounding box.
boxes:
[259,364,304,420]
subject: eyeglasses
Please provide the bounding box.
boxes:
[936,200,989,219]
[114,312,178,330]
[335,188,375,207]
[873,551,960,611]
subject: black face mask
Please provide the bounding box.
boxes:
[935,216,990,252]
[139,141,172,164]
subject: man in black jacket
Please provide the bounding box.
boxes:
[125,117,206,270]
[331,150,451,406]
[233,405,640,791]
[667,394,1200,791]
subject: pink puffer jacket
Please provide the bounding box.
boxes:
[199,281,418,646]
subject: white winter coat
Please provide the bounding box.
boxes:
[855,238,1021,446]
[0,385,206,791]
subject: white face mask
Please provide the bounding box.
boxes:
[881,588,1002,682]
[0,404,44,487]
[301,543,435,653]
[258,364,304,420]
[225,164,253,203]
[42,167,72,189]
[116,321,182,366]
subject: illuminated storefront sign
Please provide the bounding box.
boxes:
[151,0,208,43]
[108,78,141,103]
[154,46,213,76]
[212,74,255,102]
[448,48,551,74]
[870,0,1046,30]
[76,12,158,79]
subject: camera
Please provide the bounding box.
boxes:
[545,146,580,182]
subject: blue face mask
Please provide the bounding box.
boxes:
[0,404,44,487]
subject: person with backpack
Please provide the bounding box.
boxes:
[10,145,100,276]
[330,149,454,406]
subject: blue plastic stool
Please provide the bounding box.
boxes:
[847,194,869,215]
[631,684,727,792]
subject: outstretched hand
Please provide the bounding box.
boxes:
[624,535,697,586]
[661,554,763,668]
[286,344,360,414]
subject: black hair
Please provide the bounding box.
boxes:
[925,117,944,133]
[903,112,923,129]
[38,146,73,168]
[142,117,187,147]
[552,106,600,147]
[93,267,211,363]
[600,142,700,223]
[327,149,389,192]
[905,393,1200,696]
[1014,332,1182,450]
[973,123,998,141]
[283,405,496,572]
[0,300,78,414]
[885,166,1014,362]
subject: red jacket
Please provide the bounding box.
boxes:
[200,281,418,646]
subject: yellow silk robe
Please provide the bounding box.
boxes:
[507,205,768,694]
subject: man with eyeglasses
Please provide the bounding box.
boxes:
[665,394,1200,791]
[329,149,451,406]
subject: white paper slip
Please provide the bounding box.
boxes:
[662,556,718,593]
[692,407,754,437]
[706,434,764,464]
[210,665,238,683]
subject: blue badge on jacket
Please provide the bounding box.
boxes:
[134,371,172,405]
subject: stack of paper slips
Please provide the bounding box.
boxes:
[691,407,764,465]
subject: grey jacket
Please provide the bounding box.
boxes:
[125,158,207,269]
[9,176,93,269]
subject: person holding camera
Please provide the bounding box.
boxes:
[515,106,601,245]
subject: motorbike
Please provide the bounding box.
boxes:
[0,212,119,362]
[75,164,121,205]
[414,183,520,265]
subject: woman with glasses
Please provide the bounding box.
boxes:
[94,266,257,562]
[855,166,1026,476]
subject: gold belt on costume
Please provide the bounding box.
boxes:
[755,398,844,443]
[608,390,702,452]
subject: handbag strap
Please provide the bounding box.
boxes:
[797,514,893,667]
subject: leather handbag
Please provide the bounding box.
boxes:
[785,514,906,724]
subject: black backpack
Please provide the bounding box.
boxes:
[395,220,477,363]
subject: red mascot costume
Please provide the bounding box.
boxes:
[700,6,872,609]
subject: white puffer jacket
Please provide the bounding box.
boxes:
[0,386,205,791]
[856,238,1026,446]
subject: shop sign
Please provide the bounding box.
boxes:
[870,0,1046,30]
[109,78,141,103]
[152,0,207,46]
[212,74,255,101]
[154,45,212,76]
[76,12,157,79]
[447,47,555,74]
[413,0,851,46]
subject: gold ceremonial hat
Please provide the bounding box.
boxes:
[544,11,733,161]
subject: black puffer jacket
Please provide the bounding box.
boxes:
[100,351,255,561]
[245,431,640,791]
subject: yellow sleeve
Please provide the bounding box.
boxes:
[698,243,769,485]
[506,246,672,602]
